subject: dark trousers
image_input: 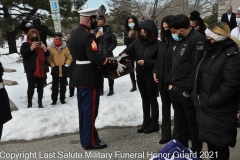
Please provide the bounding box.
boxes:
[69,78,75,96]
[129,58,136,84]
[207,143,230,160]
[0,124,2,140]
[169,89,202,151]
[159,89,172,140]
[51,76,67,101]
[102,78,114,91]
[137,77,159,130]
[25,70,44,102]
[77,88,100,147]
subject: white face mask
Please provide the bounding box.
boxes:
[236,18,240,26]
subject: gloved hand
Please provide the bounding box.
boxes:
[64,64,69,67]
[116,57,127,76]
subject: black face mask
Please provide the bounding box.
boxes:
[205,39,212,45]
[163,29,172,38]
[91,21,97,29]
[31,36,38,42]
[33,21,41,27]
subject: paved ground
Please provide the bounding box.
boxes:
[0,126,240,160]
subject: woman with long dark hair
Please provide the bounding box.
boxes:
[123,16,139,92]
[120,20,160,133]
[153,15,178,144]
[189,11,206,36]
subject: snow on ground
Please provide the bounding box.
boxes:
[0,45,174,141]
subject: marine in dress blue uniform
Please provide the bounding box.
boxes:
[69,8,125,150]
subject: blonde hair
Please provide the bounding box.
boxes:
[208,22,240,51]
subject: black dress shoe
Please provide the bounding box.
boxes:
[137,128,145,133]
[159,138,170,144]
[82,143,107,150]
[143,128,159,134]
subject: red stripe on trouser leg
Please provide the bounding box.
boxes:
[91,89,97,146]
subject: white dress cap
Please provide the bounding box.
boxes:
[78,8,99,17]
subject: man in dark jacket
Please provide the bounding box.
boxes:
[0,62,12,140]
[69,8,126,150]
[93,15,117,96]
[168,14,205,156]
[221,6,237,31]
[21,17,55,47]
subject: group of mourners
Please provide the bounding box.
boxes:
[1,6,240,160]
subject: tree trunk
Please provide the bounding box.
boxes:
[6,32,18,54]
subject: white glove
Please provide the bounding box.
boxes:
[116,57,127,76]
[64,64,69,67]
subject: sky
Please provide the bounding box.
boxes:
[84,0,108,10]
[0,41,174,142]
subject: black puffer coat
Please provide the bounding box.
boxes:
[192,39,240,147]
[120,20,160,79]
[93,25,117,58]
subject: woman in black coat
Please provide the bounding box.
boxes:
[93,15,117,96]
[192,22,240,160]
[0,61,12,140]
[124,16,139,92]
[153,15,178,144]
[20,29,50,108]
[120,19,160,133]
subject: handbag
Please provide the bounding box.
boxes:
[43,64,49,73]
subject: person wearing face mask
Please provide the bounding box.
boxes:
[47,33,72,105]
[221,6,237,31]
[168,14,205,158]
[69,8,126,150]
[231,8,240,40]
[189,11,206,36]
[93,14,117,96]
[153,15,178,144]
[192,22,240,160]
[20,29,50,108]
[120,19,160,134]
[21,16,55,87]
[123,16,139,92]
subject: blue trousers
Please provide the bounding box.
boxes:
[77,88,100,147]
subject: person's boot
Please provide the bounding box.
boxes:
[38,98,43,108]
[27,100,32,108]
[38,101,43,108]
[60,99,66,104]
[107,90,114,96]
[130,81,137,92]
